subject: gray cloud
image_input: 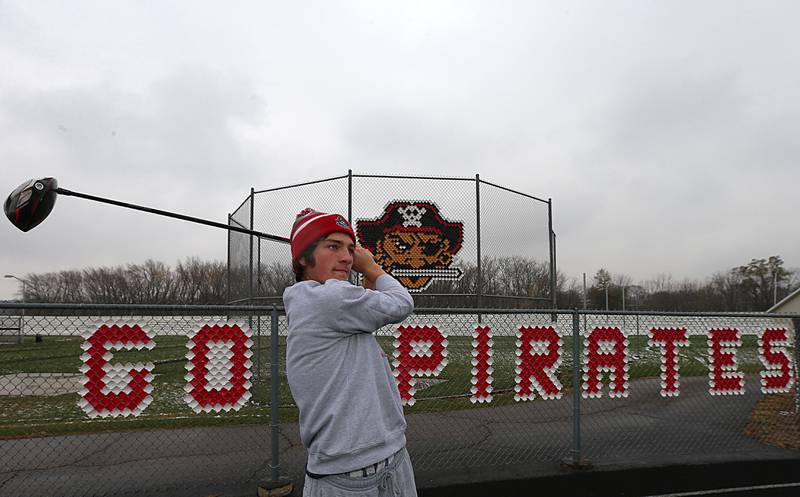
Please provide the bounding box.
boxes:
[2,69,267,187]
[2,1,800,299]
[0,69,272,297]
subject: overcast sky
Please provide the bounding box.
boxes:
[1,1,799,300]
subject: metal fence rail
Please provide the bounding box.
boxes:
[1,303,799,497]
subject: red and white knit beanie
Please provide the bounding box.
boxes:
[290,208,355,262]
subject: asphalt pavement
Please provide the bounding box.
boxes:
[1,376,798,497]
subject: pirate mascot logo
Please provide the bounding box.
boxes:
[356,201,464,292]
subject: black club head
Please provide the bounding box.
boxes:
[4,178,59,232]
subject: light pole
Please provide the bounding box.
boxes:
[773,271,778,306]
[622,285,626,312]
[4,274,28,343]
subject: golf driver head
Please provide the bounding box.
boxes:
[4,177,58,232]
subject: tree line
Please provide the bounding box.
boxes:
[12,255,798,312]
[19,258,226,305]
[226,255,564,308]
[562,256,798,312]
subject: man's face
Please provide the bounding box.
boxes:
[301,232,355,283]
[374,231,453,289]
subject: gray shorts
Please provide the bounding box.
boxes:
[302,448,418,497]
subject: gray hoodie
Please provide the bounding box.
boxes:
[283,274,414,475]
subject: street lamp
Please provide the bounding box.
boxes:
[4,274,29,343]
[4,274,27,293]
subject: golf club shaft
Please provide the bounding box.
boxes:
[56,188,289,244]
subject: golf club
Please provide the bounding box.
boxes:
[4,177,289,243]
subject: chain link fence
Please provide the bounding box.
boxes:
[227,172,556,310]
[1,303,798,496]
[0,303,278,497]
[0,315,22,344]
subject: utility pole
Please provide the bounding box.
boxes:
[622,285,626,312]
[582,273,587,310]
[774,272,778,306]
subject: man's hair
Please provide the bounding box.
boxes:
[292,238,321,282]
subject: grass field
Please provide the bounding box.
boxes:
[0,330,782,438]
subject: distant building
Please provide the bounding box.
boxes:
[768,287,800,313]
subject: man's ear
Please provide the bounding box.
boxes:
[298,257,308,268]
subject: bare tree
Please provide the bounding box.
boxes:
[23,258,226,304]
[21,253,797,312]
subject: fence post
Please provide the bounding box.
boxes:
[226,213,231,305]
[259,306,293,496]
[257,314,262,383]
[347,169,353,224]
[636,314,640,356]
[565,309,590,468]
[548,199,557,321]
[571,309,581,464]
[19,306,25,344]
[270,306,280,481]
[257,236,262,300]
[248,188,255,331]
[475,174,482,323]
[348,169,355,287]
[794,318,800,415]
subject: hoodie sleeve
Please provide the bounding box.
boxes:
[323,274,414,333]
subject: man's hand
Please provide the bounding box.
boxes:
[353,247,385,286]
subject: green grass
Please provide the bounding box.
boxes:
[0,335,293,437]
[0,333,775,438]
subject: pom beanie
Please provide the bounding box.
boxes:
[290,208,356,262]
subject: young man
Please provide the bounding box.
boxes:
[283,208,418,497]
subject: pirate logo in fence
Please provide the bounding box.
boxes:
[356,201,464,291]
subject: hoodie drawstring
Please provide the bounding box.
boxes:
[378,467,401,497]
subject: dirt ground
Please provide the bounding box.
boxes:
[745,392,800,450]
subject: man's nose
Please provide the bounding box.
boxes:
[340,248,353,263]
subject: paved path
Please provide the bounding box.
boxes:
[1,376,798,497]
[0,373,82,396]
